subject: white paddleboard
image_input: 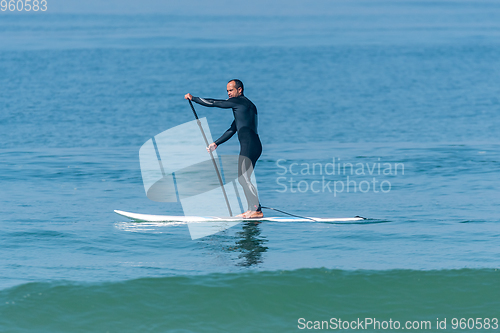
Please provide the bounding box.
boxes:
[114,210,365,223]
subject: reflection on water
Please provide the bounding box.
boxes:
[234,222,268,267]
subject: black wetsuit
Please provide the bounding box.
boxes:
[192,95,262,212]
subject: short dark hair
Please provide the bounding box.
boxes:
[229,79,244,94]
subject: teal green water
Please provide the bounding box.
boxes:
[1,269,499,332]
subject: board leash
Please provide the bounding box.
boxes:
[260,206,318,222]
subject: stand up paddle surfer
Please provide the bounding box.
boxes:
[185,79,263,219]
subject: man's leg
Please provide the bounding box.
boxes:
[236,130,263,218]
[237,155,261,215]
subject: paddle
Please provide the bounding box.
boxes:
[188,99,233,217]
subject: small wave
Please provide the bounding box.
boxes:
[1,268,498,332]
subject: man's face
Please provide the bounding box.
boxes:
[227,81,242,98]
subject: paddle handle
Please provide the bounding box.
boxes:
[188,99,199,120]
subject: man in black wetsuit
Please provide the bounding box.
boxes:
[184,79,263,218]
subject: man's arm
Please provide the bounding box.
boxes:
[214,120,237,146]
[192,96,238,109]
[185,93,238,108]
[184,93,238,147]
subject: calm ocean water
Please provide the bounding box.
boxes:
[1,1,500,331]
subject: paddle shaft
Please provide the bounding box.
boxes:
[188,99,233,216]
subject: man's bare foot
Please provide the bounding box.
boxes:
[236,210,251,218]
[243,210,264,219]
